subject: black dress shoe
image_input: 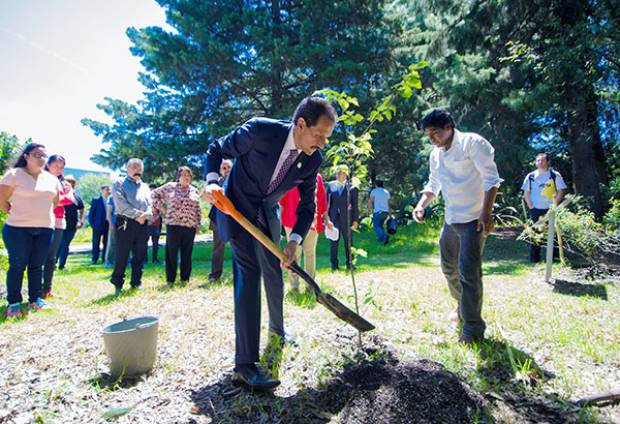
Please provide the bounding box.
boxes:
[232,364,280,391]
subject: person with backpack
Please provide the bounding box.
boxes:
[521,153,568,262]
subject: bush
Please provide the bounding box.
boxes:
[603,197,620,232]
[520,195,620,265]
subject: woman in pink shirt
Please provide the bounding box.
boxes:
[0,144,61,318]
[42,155,74,298]
[279,173,332,292]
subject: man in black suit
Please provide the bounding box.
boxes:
[88,185,111,264]
[203,97,337,391]
[326,166,359,270]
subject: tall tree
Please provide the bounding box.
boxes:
[389,0,619,217]
[83,0,398,180]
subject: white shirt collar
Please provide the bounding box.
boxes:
[285,127,301,154]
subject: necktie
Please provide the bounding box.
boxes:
[258,149,298,227]
[267,149,298,195]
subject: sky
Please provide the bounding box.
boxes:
[0,0,170,172]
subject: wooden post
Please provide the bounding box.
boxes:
[545,209,556,283]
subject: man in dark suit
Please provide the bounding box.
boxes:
[88,185,111,264]
[326,166,359,270]
[203,97,337,391]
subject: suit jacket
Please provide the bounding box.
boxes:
[88,196,109,231]
[206,118,322,242]
[326,180,359,224]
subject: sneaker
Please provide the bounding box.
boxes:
[42,291,55,299]
[6,303,22,318]
[29,298,50,311]
[114,287,123,296]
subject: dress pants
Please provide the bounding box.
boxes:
[330,213,352,269]
[439,220,486,338]
[91,226,108,264]
[110,217,148,289]
[165,225,196,283]
[229,226,284,365]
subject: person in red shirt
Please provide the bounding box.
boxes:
[279,173,332,292]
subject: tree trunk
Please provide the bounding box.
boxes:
[565,82,606,218]
[270,0,284,115]
[557,0,606,218]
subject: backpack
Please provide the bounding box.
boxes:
[528,168,557,192]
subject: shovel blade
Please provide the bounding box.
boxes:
[316,292,375,332]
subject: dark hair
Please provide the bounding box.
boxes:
[101,185,110,190]
[45,154,66,172]
[176,166,193,181]
[292,96,338,127]
[420,109,455,130]
[13,143,46,168]
[536,152,549,161]
[375,179,384,188]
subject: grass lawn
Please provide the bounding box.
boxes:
[0,224,618,423]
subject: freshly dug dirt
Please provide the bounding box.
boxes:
[191,336,486,423]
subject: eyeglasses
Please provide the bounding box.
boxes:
[29,151,48,159]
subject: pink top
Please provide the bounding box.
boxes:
[53,183,75,229]
[1,168,61,229]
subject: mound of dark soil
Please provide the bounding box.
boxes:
[317,355,484,423]
[191,336,486,423]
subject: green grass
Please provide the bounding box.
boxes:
[0,223,618,422]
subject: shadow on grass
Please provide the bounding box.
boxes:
[88,372,146,392]
[195,275,233,290]
[88,287,141,306]
[473,338,555,390]
[552,279,608,300]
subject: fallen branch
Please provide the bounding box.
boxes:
[576,389,620,407]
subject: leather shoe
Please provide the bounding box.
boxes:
[232,364,280,391]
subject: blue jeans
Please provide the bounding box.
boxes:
[373,211,389,242]
[439,220,486,338]
[57,228,77,269]
[2,224,53,305]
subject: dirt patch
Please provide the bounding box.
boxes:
[191,336,487,423]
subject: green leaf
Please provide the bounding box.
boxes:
[101,406,133,420]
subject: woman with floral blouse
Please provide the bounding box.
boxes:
[151,166,202,285]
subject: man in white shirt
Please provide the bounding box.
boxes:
[369,179,390,244]
[521,153,567,262]
[413,109,502,344]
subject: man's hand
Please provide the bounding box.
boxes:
[202,183,224,203]
[281,240,298,269]
[351,221,359,230]
[413,206,425,224]
[326,219,334,230]
[136,212,148,225]
[77,222,83,229]
[477,211,494,236]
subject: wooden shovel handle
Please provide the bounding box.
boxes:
[212,191,286,263]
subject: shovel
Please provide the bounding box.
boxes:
[211,191,375,333]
